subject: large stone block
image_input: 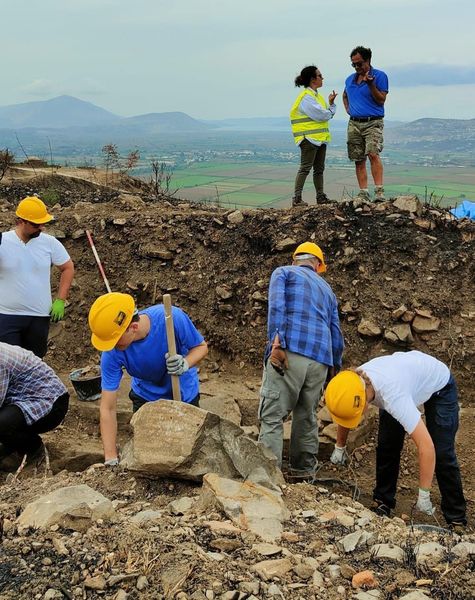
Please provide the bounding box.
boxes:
[121,401,283,489]
[199,393,242,425]
[17,484,113,531]
[393,196,423,216]
[200,473,290,542]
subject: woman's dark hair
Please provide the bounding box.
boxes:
[294,65,318,87]
[350,46,372,61]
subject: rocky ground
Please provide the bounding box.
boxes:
[0,169,474,599]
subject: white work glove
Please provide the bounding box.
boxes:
[415,488,436,515]
[104,457,119,467]
[166,352,190,376]
[330,445,349,466]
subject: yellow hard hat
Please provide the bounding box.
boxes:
[16,196,53,224]
[293,242,327,273]
[88,292,136,351]
[325,371,366,429]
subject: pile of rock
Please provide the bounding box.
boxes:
[6,471,473,600]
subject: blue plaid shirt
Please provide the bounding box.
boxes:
[266,265,344,368]
[0,342,67,425]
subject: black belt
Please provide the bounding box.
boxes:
[350,116,383,122]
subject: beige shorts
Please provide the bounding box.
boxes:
[347,119,384,161]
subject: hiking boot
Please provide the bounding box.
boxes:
[371,500,391,517]
[292,195,308,207]
[355,189,371,202]
[374,186,386,202]
[316,192,333,204]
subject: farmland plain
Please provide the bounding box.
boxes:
[170,162,475,209]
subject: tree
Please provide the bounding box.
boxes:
[101,143,120,182]
[119,149,140,177]
[149,159,177,200]
[0,148,15,182]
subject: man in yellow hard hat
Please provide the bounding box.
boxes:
[258,242,344,479]
[325,351,467,528]
[0,196,75,357]
[88,292,208,465]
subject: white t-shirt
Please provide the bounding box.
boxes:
[361,351,450,434]
[0,230,70,316]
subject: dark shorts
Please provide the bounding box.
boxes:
[0,314,50,358]
[347,119,384,161]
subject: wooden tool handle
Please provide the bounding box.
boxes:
[163,294,182,402]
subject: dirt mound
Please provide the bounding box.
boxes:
[1,172,475,599]
[1,174,474,399]
[2,168,153,207]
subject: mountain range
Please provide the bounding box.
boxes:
[0,96,474,157]
[0,95,212,132]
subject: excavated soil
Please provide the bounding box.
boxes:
[0,171,474,599]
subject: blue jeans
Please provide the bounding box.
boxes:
[374,375,466,525]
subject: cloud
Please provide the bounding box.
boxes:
[72,79,107,98]
[21,79,59,97]
[388,64,475,87]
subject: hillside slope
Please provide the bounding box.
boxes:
[1,173,473,400]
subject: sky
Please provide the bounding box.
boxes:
[3,0,475,122]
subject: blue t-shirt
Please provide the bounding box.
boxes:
[100,304,204,403]
[344,67,389,118]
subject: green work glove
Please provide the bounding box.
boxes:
[50,298,65,322]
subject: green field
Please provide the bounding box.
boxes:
[168,162,475,209]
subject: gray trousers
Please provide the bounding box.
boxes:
[293,139,327,198]
[258,351,327,473]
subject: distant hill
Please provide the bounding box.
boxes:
[120,111,214,132]
[0,97,213,132]
[207,116,404,132]
[0,95,474,159]
[385,118,475,152]
[0,95,119,129]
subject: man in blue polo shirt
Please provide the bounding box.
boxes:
[343,46,389,202]
[258,242,344,479]
[88,293,208,465]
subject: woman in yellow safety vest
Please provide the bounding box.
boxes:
[290,65,338,207]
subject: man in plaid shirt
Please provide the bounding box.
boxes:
[0,342,69,468]
[258,242,344,478]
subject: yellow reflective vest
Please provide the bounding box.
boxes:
[290,89,331,145]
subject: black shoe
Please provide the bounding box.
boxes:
[448,521,467,534]
[26,443,46,468]
[316,193,332,203]
[371,500,391,517]
[0,450,22,472]
[0,443,10,461]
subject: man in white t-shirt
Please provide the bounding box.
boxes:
[0,196,75,357]
[324,351,467,528]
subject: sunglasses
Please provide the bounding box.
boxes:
[23,220,43,228]
[351,61,364,68]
